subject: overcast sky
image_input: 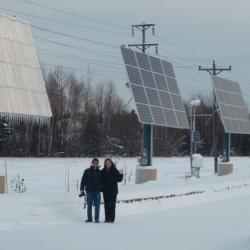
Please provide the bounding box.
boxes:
[2,0,250,107]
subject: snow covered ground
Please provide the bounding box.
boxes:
[0,157,250,250]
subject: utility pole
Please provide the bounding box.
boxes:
[128,23,158,166]
[199,60,231,173]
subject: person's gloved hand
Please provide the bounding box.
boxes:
[78,190,85,197]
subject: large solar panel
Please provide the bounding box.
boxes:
[0,15,52,122]
[121,46,189,129]
[211,75,250,134]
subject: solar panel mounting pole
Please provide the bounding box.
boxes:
[198,61,231,173]
[128,23,158,166]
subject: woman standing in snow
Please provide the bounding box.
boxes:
[101,158,123,223]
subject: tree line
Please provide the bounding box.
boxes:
[1,67,250,157]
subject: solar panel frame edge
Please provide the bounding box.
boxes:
[212,75,250,134]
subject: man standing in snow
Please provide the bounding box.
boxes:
[80,158,102,223]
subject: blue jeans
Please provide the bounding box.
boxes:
[86,191,101,221]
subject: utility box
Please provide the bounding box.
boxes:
[192,154,204,168]
[217,163,233,176]
[192,154,204,178]
[135,167,157,184]
[0,176,5,194]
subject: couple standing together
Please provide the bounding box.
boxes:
[80,158,123,223]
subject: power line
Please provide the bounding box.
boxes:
[13,0,214,66]
[4,6,211,66]
[37,49,123,68]
[154,34,211,63]
[38,49,250,100]
[37,43,250,101]
[32,24,118,49]
[34,36,121,60]
[230,67,250,83]
[41,62,126,78]
[4,4,215,66]
[6,3,250,100]
[35,39,207,84]
[38,52,124,73]
[15,0,128,30]
[0,7,130,37]
[3,1,250,110]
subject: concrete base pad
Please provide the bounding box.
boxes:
[0,176,5,194]
[135,167,157,184]
[217,163,233,176]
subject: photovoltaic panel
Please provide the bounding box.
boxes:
[211,75,250,134]
[159,91,173,109]
[130,84,148,104]
[0,15,52,122]
[121,46,189,129]
[164,109,178,127]
[135,52,151,70]
[136,104,153,124]
[145,88,161,106]
[171,94,185,111]
[149,56,164,74]
[140,70,156,88]
[162,60,175,78]
[126,65,143,85]
[166,77,180,94]
[175,111,190,128]
[154,73,168,91]
[121,47,137,67]
[150,106,166,125]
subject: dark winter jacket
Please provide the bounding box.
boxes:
[101,165,123,195]
[80,166,102,192]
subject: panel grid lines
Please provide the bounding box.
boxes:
[212,75,250,134]
[121,46,189,129]
[134,49,154,124]
[0,16,52,119]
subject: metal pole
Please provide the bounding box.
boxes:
[193,106,196,154]
[142,25,152,166]
[129,23,158,167]
[223,132,230,162]
[198,61,231,173]
[190,105,193,175]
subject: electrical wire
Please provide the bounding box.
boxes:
[32,24,119,49]
[15,0,128,30]
[0,7,130,37]
[34,36,122,60]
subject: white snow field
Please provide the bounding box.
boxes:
[0,157,250,250]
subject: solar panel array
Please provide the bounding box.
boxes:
[212,75,250,134]
[121,46,189,129]
[0,15,52,122]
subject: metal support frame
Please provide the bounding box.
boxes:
[190,106,194,174]
[223,132,230,162]
[190,102,199,176]
[199,61,231,173]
